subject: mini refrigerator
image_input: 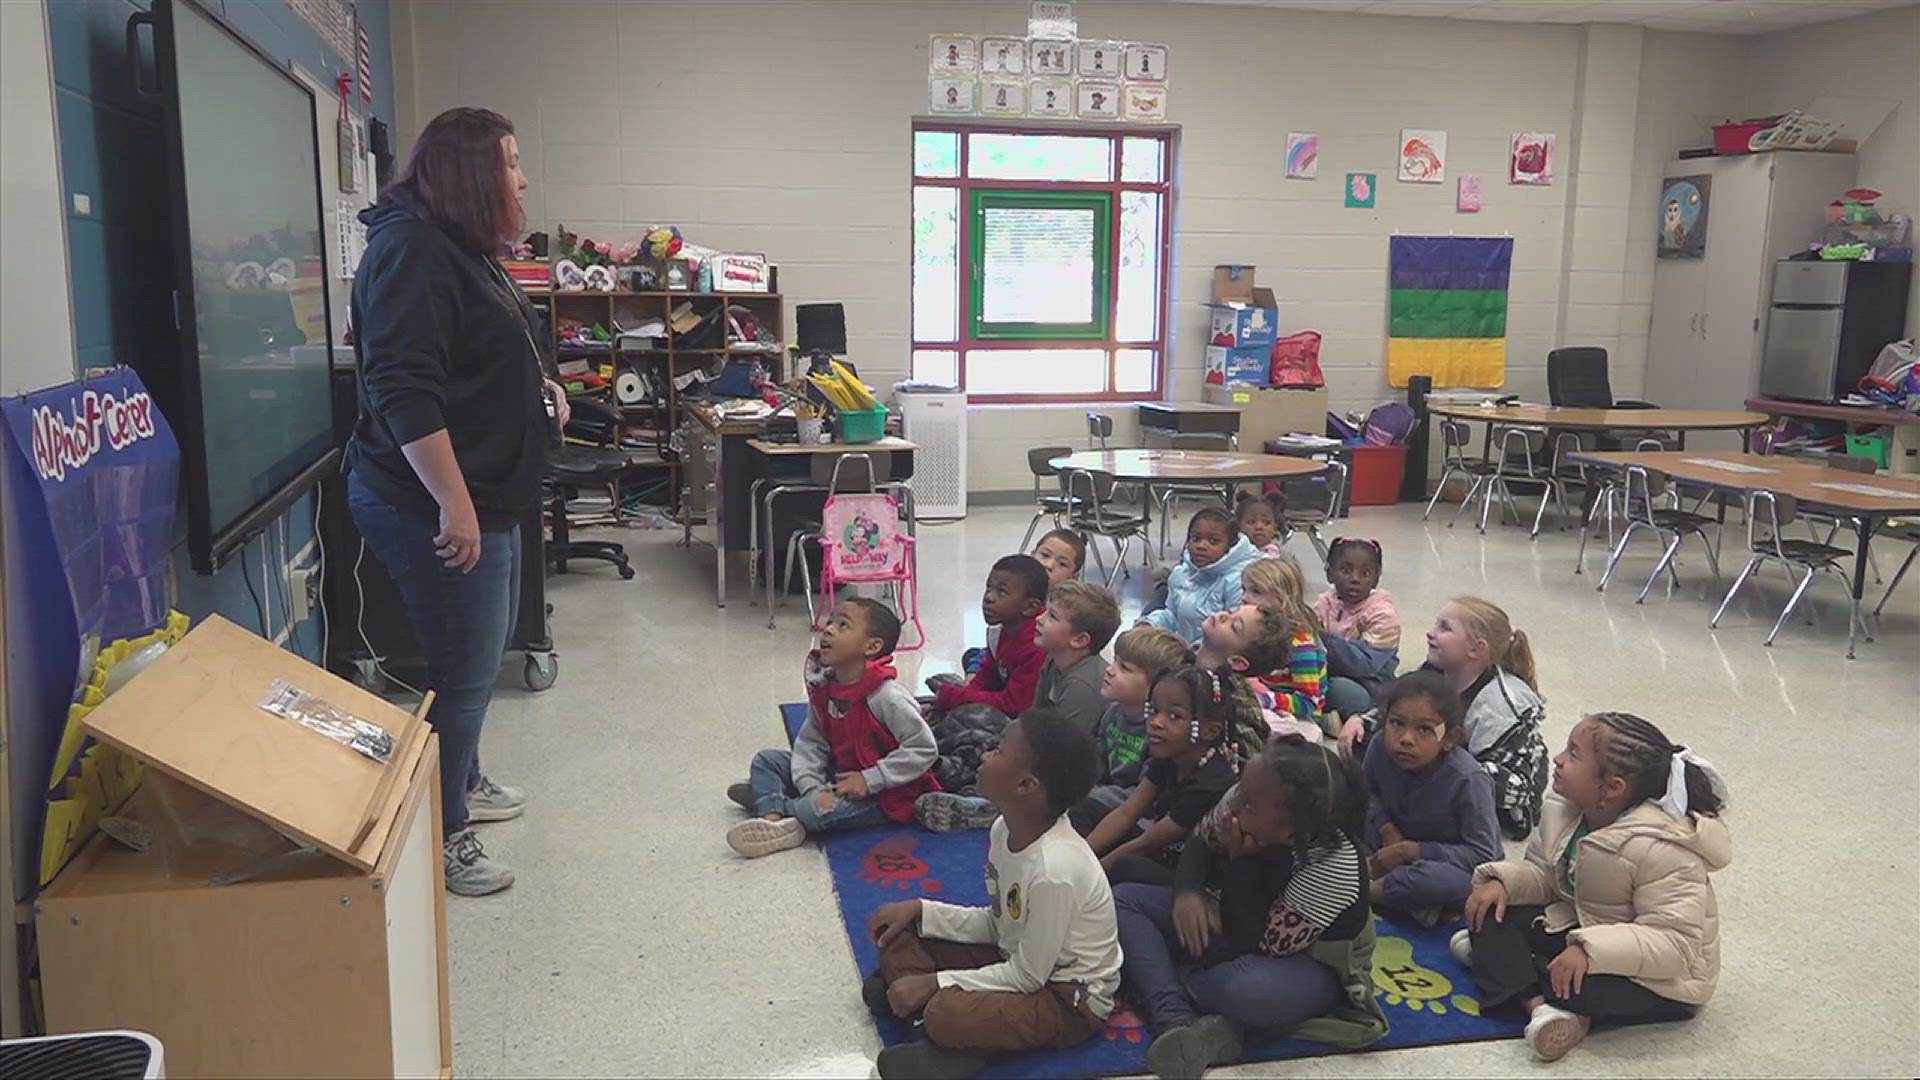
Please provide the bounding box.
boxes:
[1758,259,1912,402]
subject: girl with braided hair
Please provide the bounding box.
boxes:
[1460,711,1731,1063]
[1085,665,1267,887]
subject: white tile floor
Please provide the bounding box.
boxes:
[455,502,1919,1078]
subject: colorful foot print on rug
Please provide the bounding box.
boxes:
[779,705,1522,1077]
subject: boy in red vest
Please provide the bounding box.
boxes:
[728,598,939,858]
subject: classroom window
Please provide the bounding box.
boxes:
[911,124,1173,402]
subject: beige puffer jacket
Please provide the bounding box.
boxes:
[1472,791,1731,1005]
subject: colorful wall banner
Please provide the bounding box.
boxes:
[1386,236,1513,388]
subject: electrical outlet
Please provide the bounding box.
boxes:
[288,566,320,623]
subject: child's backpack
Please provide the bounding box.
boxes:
[1362,402,1417,446]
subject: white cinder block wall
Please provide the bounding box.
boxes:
[390,0,1914,492]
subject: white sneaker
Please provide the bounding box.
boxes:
[467,774,527,822]
[1450,928,1473,968]
[1524,1003,1591,1062]
[727,816,806,858]
[443,828,514,896]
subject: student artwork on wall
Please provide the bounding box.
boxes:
[1122,82,1166,121]
[1285,134,1318,179]
[1125,43,1169,82]
[1510,132,1555,185]
[1076,81,1121,121]
[1345,173,1377,208]
[1658,175,1711,258]
[1457,174,1482,212]
[1398,129,1446,183]
[1029,39,1072,76]
[981,78,1025,117]
[1078,40,1122,77]
[930,35,977,74]
[981,37,1026,76]
[929,76,976,115]
[1028,78,1074,118]
[1387,236,1513,387]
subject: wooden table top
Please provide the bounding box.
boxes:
[1565,450,1920,515]
[1050,449,1327,482]
[747,436,917,455]
[1428,404,1769,431]
[1745,397,1920,427]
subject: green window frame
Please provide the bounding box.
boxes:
[967,189,1112,341]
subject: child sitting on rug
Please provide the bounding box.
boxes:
[1461,712,1730,1063]
[1085,666,1265,886]
[1066,626,1190,835]
[1138,508,1263,644]
[864,710,1122,1080]
[1237,558,1330,729]
[727,599,938,858]
[1368,596,1548,838]
[966,530,1086,675]
[1194,602,1322,743]
[917,581,1121,833]
[927,555,1049,717]
[1235,491,1287,558]
[1314,537,1401,720]
[1113,735,1387,1079]
[1363,671,1500,927]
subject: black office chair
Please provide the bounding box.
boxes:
[547,395,636,579]
[1547,347,1657,411]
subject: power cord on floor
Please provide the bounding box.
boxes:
[237,543,269,638]
[351,534,423,697]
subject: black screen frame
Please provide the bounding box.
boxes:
[153,0,341,575]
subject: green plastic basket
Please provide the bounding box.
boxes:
[837,405,888,444]
[1846,433,1889,469]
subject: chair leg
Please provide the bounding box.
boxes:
[1529,481,1555,539]
[1638,533,1684,604]
[1423,465,1458,520]
[1449,476,1485,528]
[1105,536,1129,588]
[1597,521,1647,592]
[1478,478,1497,533]
[1087,533,1110,583]
[1697,529,1722,582]
[1873,542,1919,617]
[1711,556,1763,627]
[1020,511,1047,552]
[1574,486,1604,575]
[1308,526,1329,563]
[1765,567,1820,646]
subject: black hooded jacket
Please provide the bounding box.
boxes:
[345,201,548,530]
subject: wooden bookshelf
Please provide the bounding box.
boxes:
[529,289,785,515]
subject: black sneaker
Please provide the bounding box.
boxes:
[875,1039,990,1080]
[727,782,755,810]
[863,973,893,1017]
[1146,1014,1244,1079]
[914,792,999,833]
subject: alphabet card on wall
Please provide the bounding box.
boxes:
[930,35,976,73]
[1028,77,1073,118]
[1285,134,1319,179]
[981,78,1025,117]
[1125,43,1168,82]
[1029,39,1072,76]
[1076,81,1121,120]
[1123,82,1167,121]
[929,76,976,115]
[1510,132,1555,185]
[981,37,1026,76]
[1077,40,1122,77]
[1399,129,1446,183]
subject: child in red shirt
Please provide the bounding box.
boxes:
[926,554,1049,718]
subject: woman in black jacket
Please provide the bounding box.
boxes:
[346,107,564,896]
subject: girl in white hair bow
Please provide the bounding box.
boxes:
[1458,711,1731,1064]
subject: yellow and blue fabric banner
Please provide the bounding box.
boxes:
[1386,236,1513,387]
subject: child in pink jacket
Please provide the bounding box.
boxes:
[1460,712,1730,1064]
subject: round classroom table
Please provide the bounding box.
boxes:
[1048,449,1329,483]
[1426,404,1769,446]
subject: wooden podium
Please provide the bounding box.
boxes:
[37,616,452,1078]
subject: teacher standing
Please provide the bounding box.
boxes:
[345,107,565,897]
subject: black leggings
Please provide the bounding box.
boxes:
[1469,905,1696,1024]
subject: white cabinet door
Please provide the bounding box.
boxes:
[1646,256,1706,409]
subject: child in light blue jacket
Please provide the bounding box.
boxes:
[1139,508,1264,644]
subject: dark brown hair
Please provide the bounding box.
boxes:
[384,107,518,255]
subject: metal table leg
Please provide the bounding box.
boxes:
[1848,516,1880,660]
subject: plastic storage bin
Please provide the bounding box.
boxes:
[1846,433,1889,469]
[837,405,889,444]
[1346,444,1409,506]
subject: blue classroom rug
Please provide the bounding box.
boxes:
[779,704,1523,1077]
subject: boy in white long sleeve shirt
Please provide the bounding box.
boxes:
[865,710,1120,1079]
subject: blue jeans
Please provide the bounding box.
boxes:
[1114,883,1341,1032]
[748,748,890,834]
[348,472,520,835]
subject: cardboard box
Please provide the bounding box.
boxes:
[38,616,451,1078]
[1206,289,1280,348]
[1205,345,1270,388]
[1211,264,1257,304]
[1204,383,1329,448]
